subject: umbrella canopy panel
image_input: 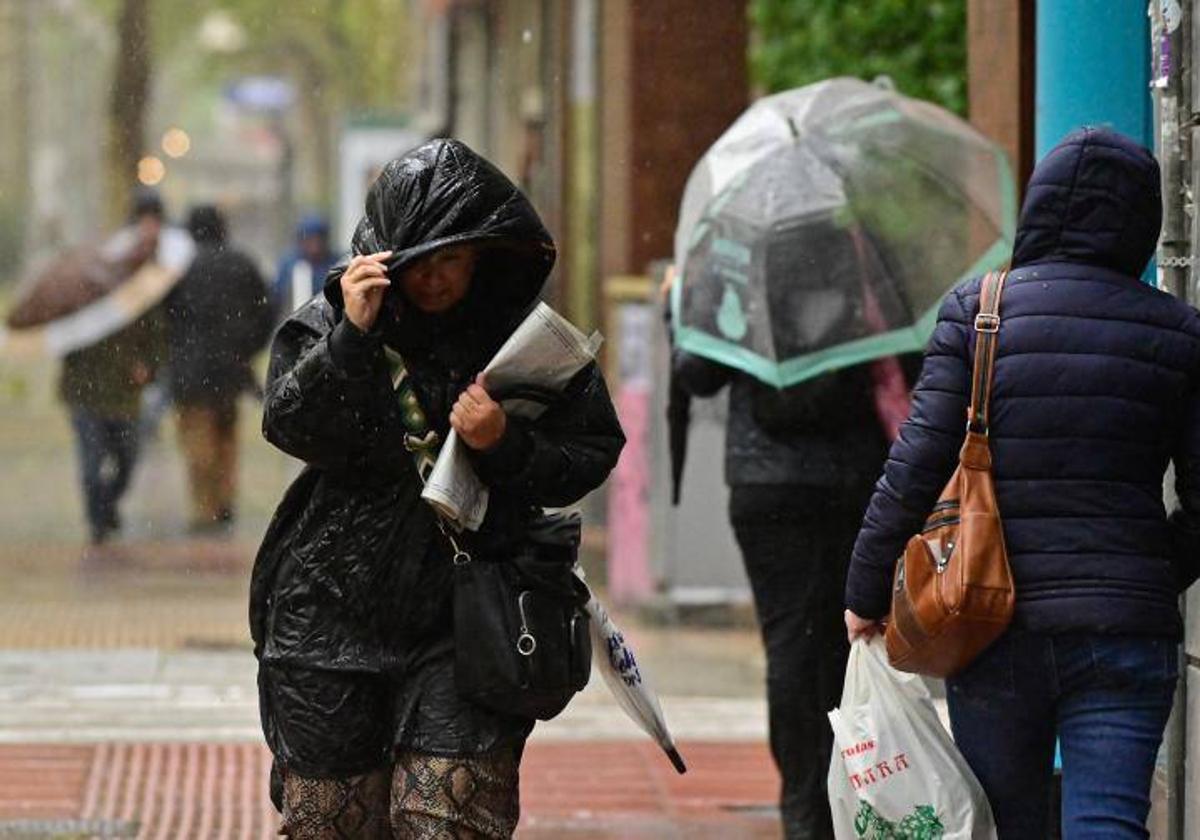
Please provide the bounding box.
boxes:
[1,228,195,360]
[673,77,1015,388]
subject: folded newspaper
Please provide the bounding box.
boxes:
[421,302,603,530]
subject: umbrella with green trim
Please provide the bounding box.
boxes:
[671,77,1016,388]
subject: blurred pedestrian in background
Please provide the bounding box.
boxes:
[846,127,1200,839]
[59,191,168,544]
[671,332,899,839]
[272,213,337,317]
[165,205,273,532]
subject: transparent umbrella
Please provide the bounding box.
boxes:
[671,77,1016,387]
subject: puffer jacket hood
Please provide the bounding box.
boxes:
[325,139,556,321]
[1011,126,1161,278]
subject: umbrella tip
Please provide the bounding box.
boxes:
[786,116,800,141]
[666,747,688,775]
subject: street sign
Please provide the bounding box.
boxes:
[223,76,295,113]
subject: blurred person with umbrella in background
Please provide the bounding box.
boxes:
[667,78,1014,839]
[164,205,274,533]
[3,189,189,545]
[272,212,338,318]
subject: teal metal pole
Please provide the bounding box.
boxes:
[1037,4,1155,783]
[1036,0,1153,159]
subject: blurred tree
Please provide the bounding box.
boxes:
[91,0,410,219]
[0,0,31,277]
[749,0,967,115]
[200,0,410,204]
[107,0,152,225]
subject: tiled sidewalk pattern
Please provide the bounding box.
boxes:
[0,741,779,839]
[0,356,781,837]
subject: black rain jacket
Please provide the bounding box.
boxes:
[250,140,624,764]
[165,239,273,405]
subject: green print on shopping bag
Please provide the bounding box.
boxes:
[853,801,945,840]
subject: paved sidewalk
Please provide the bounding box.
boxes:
[0,354,785,837]
[0,741,781,839]
[0,648,767,745]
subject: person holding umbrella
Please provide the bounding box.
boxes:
[670,283,896,839]
[668,78,1015,839]
[57,190,170,545]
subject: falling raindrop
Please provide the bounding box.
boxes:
[522,29,533,44]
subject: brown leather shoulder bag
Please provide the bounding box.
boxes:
[884,270,1015,678]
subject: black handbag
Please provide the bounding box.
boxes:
[389,360,592,722]
[441,509,592,721]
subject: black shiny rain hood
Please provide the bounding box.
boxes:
[325,139,556,320]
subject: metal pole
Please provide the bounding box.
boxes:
[1154,1,1194,837]
[1157,0,1191,298]
[1036,0,1154,158]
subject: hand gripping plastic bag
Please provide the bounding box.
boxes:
[827,638,996,840]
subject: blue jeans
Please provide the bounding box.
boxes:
[947,632,1177,839]
[70,409,140,541]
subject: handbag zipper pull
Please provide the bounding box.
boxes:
[516,591,537,656]
[935,541,955,573]
[438,517,472,565]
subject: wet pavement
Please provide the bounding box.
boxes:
[0,353,779,837]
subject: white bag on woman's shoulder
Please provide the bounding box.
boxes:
[827,638,997,840]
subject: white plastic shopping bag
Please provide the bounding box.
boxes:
[827,638,996,840]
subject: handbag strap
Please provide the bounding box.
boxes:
[967,270,1008,434]
[383,346,474,564]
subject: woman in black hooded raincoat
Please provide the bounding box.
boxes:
[251,139,625,838]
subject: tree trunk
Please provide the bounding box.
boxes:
[106,0,151,226]
[0,0,32,273]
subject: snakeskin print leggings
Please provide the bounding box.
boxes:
[279,746,522,839]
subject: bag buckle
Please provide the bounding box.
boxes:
[517,632,537,656]
[516,591,537,656]
[974,313,1000,333]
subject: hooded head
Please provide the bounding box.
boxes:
[187,204,227,247]
[325,139,556,324]
[1011,126,1161,278]
[130,187,165,223]
[295,212,331,262]
[296,212,330,241]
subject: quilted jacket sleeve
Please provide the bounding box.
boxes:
[845,287,975,619]
[261,303,410,480]
[469,363,626,507]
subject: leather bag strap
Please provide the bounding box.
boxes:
[967,270,1008,434]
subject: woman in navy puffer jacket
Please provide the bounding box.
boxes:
[844,127,1200,839]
